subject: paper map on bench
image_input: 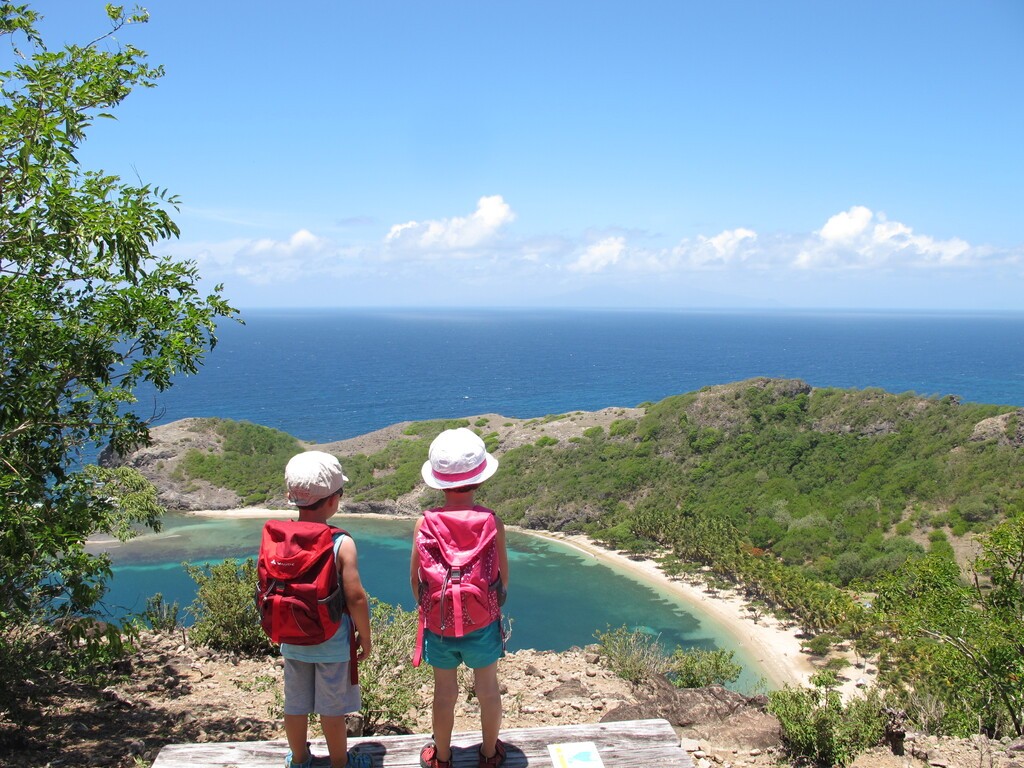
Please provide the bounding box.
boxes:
[547,741,605,768]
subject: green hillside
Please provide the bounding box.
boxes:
[181,379,1023,588]
[486,379,1023,583]
[155,378,1024,736]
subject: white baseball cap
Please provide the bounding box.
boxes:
[285,451,348,507]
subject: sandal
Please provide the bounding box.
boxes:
[420,743,453,768]
[478,739,507,768]
[346,751,372,768]
[284,743,332,768]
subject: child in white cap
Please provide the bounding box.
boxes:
[411,428,509,768]
[280,451,372,768]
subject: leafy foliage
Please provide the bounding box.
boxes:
[359,599,431,733]
[185,558,274,655]
[768,673,887,767]
[138,592,182,632]
[874,515,1024,737]
[0,4,237,636]
[668,647,742,688]
[594,625,742,688]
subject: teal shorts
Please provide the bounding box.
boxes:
[422,621,504,670]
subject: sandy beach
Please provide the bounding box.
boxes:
[194,506,872,698]
[530,530,815,690]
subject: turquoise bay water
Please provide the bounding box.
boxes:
[95,513,764,692]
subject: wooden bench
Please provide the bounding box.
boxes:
[151,718,692,767]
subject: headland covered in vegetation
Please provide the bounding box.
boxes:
[110,377,1024,743]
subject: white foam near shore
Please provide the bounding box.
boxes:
[189,506,874,699]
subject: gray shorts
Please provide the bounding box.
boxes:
[283,659,361,717]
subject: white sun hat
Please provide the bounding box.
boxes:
[421,427,499,490]
[285,450,349,507]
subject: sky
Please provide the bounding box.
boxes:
[26,1,1024,311]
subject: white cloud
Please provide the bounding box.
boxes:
[796,206,975,269]
[167,200,1020,301]
[673,228,759,268]
[568,236,626,273]
[819,206,873,244]
[559,209,1002,277]
[246,228,327,256]
[385,195,515,252]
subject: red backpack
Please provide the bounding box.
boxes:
[412,506,505,666]
[255,520,349,646]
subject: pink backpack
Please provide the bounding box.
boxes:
[412,506,505,666]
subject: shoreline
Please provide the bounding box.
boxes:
[528,529,814,691]
[190,507,873,698]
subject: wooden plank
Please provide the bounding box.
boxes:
[151,718,692,767]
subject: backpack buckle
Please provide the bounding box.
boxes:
[450,567,462,584]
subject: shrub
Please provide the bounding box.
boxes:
[185,558,274,655]
[359,599,432,733]
[139,593,182,632]
[668,647,742,688]
[609,419,636,437]
[62,618,138,684]
[180,420,302,504]
[535,436,558,447]
[594,625,671,684]
[768,674,887,767]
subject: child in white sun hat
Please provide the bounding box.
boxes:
[411,428,509,768]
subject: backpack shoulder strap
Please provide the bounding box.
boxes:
[327,526,359,685]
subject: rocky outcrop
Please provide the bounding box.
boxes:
[970,409,1024,448]
[602,676,781,751]
[100,417,245,510]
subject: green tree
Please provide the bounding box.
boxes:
[0,4,236,629]
[875,515,1024,736]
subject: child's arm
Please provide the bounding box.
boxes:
[337,536,372,661]
[409,517,423,601]
[495,517,509,589]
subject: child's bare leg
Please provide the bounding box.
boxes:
[320,714,349,768]
[431,667,460,760]
[473,662,502,757]
[284,714,311,764]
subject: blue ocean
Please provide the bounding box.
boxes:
[102,309,1024,691]
[143,308,1024,443]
